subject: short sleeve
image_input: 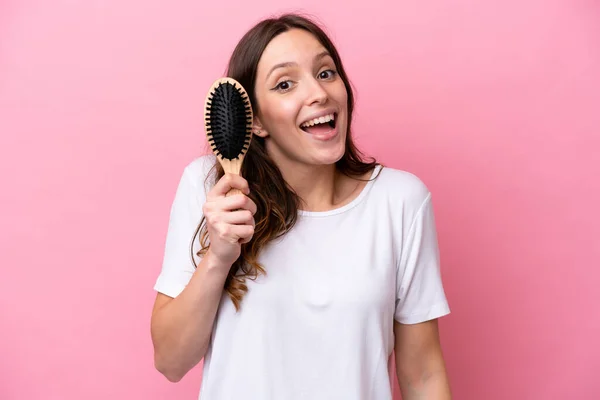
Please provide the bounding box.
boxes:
[153,161,208,298]
[395,193,450,324]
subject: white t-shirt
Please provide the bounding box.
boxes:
[154,154,450,400]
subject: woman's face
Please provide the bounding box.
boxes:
[253,28,348,171]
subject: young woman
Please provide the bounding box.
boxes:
[151,13,452,400]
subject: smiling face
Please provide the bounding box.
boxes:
[253,28,349,171]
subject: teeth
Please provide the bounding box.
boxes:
[300,113,335,128]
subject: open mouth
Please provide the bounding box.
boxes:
[299,112,337,134]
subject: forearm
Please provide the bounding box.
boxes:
[398,368,452,400]
[151,251,229,382]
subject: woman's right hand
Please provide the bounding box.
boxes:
[202,173,257,270]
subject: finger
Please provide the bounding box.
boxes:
[234,225,255,244]
[219,194,257,214]
[216,224,254,244]
[239,235,252,244]
[218,210,255,226]
[208,173,250,199]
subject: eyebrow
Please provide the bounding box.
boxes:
[265,50,332,81]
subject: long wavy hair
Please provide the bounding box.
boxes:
[191,13,380,310]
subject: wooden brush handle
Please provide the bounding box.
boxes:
[222,159,245,198]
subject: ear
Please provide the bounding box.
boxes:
[252,117,269,138]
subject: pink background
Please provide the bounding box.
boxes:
[1,0,599,399]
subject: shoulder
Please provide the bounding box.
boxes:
[183,153,217,180]
[373,165,432,209]
[180,154,218,193]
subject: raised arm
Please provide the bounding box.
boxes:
[151,173,256,382]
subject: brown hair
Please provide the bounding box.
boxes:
[192,13,380,310]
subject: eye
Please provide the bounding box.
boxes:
[273,80,294,92]
[318,69,337,80]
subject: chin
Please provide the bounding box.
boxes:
[311,139,347,165]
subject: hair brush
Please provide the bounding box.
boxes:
[204,77,254,196]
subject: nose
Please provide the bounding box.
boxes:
[304,77,328,106]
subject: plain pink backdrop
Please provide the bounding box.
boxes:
[1,0,599,399]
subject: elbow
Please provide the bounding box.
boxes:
[163,370,184,383]
[154,354,185,383]
[151,340,207,383]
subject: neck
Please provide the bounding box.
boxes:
[277,160,341,212]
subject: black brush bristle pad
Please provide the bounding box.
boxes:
[205,81,252,160]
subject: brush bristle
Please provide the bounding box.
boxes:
[205,80,253,160]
